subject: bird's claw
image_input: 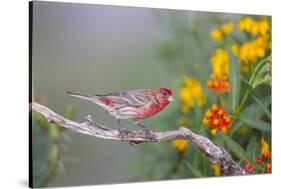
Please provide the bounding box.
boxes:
[143,128,155,141]
[117,128,128,139]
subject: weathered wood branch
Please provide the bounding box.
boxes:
[30,102,245,176]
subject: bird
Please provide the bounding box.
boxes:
[65,88,175,137]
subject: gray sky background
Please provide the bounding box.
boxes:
[32,1,179,187]
[32,1,242,187]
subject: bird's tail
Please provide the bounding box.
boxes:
[65,91,114,110]
[65,91,93,102]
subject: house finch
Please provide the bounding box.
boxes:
[65,88,175,137]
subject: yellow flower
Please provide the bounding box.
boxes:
[210,48,229,77]
[211,164,221,176]
[210,129,217,136]
[261,138,270,157]
[179,77,205,113]
[210,23,233,42]
[210,29,223,42]
[221,23,233,34]
[238,17,270,37]
[178,117,188,126]
[237,17,255,33]
[207,48,231,93]
[238,36,269,63]
[259,19,270,36]
[172,139,189,152]
[250,23,259,36]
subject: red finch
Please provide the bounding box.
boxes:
[65,88,175,134]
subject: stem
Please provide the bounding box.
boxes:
[230,55,271,133]
[236,88,252,115]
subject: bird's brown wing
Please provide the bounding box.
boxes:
[101,91,152,107]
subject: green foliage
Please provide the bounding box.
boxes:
[228,45,240,113]
[183,161,204,178]
[32,104,75,187]
[136,14,271,179]
[218,132,252,163]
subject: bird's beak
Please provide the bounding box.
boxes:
[168,95,176,102]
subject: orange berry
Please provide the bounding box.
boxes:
[263,152,269,159]
[213,81,219,88]
[257,155,262,165]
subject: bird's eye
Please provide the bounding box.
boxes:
[162,93,168,97]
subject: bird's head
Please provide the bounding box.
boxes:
[156,88,175,105]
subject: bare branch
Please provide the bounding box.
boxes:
[30,102,246,176]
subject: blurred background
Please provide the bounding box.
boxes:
[31,1,271,187]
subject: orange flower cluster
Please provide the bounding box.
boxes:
[207,74,230,94]
[241,138,272,174]
[207,48,230,94]
[242,154,272,174]
[202,104,232,135]
[259,138,272,173]
[241,160,255,174]
[257,153,272,173]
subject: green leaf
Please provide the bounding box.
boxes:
[218,133,252,162]
[241,95,271,119]
[183,161,204,178]
[227,47,240,113]
[237,116,271,132]
[246,136,259,161]
[250,55,271,88]
[32,112,49,129]
[251,94,271,120]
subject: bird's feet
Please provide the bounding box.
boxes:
[135,122,155,141]
[142,128,155,141]
[117,127,128,139]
